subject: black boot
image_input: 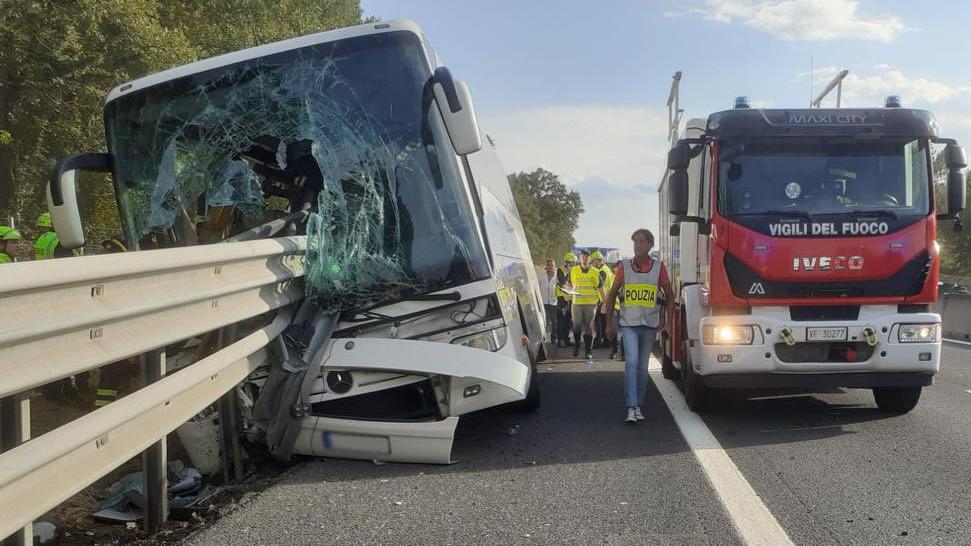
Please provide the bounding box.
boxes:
[572,332,581,357]
[583,334,593,360]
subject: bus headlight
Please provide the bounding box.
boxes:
[702,325,755,345]
[452,327,508,352]
[898,324,939,343]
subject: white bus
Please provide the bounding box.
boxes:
[48,20,546,463]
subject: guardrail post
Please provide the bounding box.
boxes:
[141,349,167,533]
[1,392,31,546]
[217,326,245,484]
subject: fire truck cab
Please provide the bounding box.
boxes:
[658,84,967,414]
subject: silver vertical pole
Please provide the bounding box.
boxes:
[1,392,31,546]
[141,349,167,533]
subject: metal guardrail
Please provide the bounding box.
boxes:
[936,292,971,341]
[0,237,306,543]
[0,237,305,397]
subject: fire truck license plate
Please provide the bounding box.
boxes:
[806,327,847,341]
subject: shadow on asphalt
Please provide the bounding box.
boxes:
[700,388,897,449]
[286,354,896,484]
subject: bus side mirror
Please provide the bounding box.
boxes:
[668,171,689,217]
[431,67,482,155]
[46,152,113,249]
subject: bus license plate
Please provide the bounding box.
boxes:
[806,327,847,341]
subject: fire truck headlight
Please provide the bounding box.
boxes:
[703,325,755,345]
[898,324,939,343]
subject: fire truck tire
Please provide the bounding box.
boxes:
[661,340,680,381]
[681,338,709,412]
[873,386,921,414]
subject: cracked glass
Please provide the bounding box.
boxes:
[104,31,490,311]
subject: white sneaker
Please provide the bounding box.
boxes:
[625,407,637,423]
[634,406,645,421]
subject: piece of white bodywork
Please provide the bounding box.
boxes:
[292,338,529,463]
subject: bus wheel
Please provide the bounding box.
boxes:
[660,337,680,381]
[873,386,921,414]
[510,353,541,412]
[681,338,708,412]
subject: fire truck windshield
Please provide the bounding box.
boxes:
[717,137,931,219]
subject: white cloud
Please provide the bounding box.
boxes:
[673,0,907,42]
[794,65,971,106]
[485,105,668,251]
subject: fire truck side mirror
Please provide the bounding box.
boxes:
[668,171,689,216]
[947,170,966,217]
[945,143,967,170]
[667,142,691,171]
[946,144,967,218]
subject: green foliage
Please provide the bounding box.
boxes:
[0,0,362,240]
[508,168,584,264]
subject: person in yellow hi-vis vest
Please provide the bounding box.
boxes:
[555,252,577,347]
[590,250,612,349]
[0,226,23,263]
[570,249,606,363]
[604,229,674,424]
[33,212,63,260]
[606,258,623,361]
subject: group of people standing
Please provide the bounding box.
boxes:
[539,228,674,423]
[0,212,68,263]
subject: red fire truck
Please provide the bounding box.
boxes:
[657,72,967,414]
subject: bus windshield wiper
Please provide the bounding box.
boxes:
[732,210,814,222]
[342,291,463,323]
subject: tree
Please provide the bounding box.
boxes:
[0,0,362,238]
[508,168,584,264]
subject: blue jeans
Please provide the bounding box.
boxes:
[621,325,658,408]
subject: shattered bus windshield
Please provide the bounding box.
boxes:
[104,31,490,311]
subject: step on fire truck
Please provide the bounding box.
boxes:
[657,71,967,414]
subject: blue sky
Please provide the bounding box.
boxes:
[363,0,971,254]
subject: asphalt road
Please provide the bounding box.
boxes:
[184,342,971,545]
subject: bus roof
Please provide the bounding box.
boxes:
[105,20,428,105]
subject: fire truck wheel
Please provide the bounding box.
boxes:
[660,341,680,381]
[681,338,709,412]
[873,386,921,414]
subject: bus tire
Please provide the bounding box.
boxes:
[510,354,541,412]
[873,386,921,414]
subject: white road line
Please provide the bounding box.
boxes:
[965,390,971,395]
[944,338,971,347]
[649,359,794,546]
